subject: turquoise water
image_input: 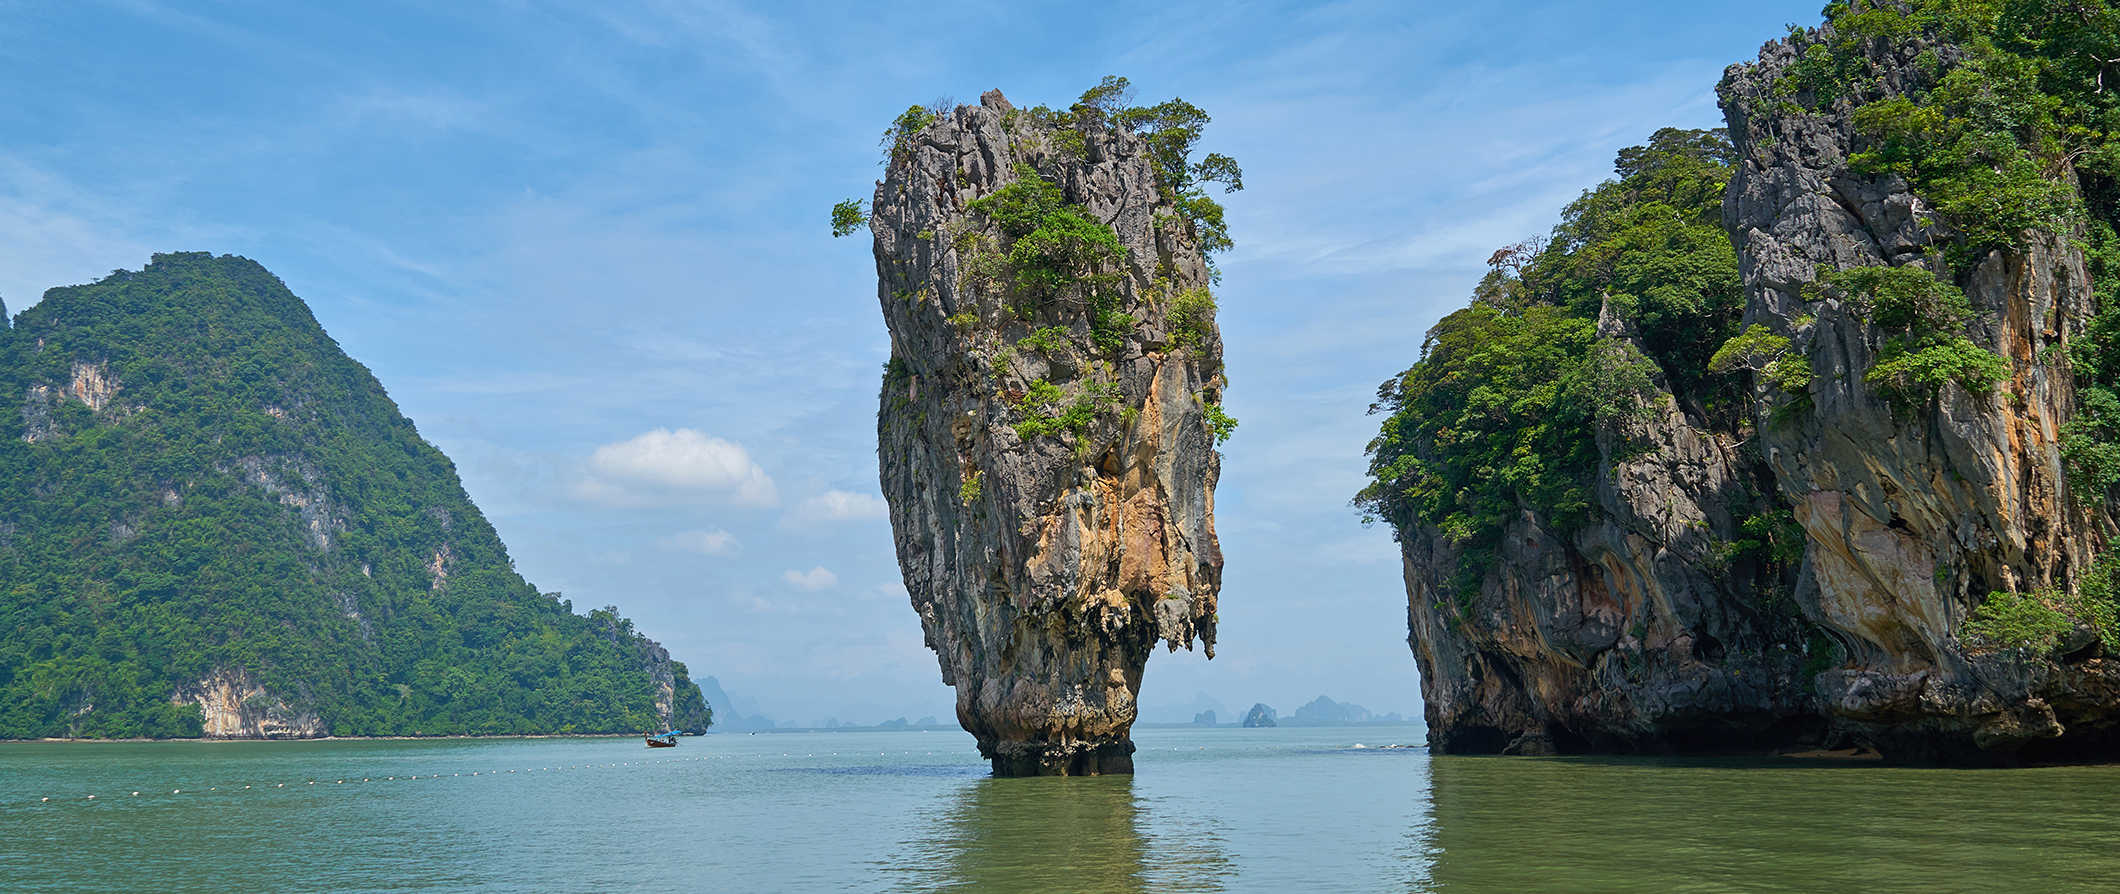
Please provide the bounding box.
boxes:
[5,725,2119,891]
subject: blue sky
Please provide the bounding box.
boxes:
[2,0,1823,725]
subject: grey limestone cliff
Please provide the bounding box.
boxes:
[1717,20,2118,760]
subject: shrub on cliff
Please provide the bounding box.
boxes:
[1358,129,1751,594]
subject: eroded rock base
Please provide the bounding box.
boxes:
[988,740,1137,777]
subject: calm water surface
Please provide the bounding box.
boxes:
[4,725,2118,891]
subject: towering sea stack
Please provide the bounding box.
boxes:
[1363,3,2120,761]
[863,84,1237,775]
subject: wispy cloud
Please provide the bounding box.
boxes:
[660,528,738,555]
[576,427,778,507]
[793,489,888,523]
[782,566,838,592]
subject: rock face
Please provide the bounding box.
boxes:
[1397,11,2120,762]
[1401,301,1822,753]
[1717,22,2117,761]
[175,668,327,739]
[871,91,1226,775]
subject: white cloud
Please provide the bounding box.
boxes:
[782,566,837,591]
[794,488,888,522]
[577,427,777,507]
[659,529,737,556]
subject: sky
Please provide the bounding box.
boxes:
[1,0,1824,726]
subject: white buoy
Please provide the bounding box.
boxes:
[40,797,49,802]
[86,795,95,800]
[277,784,285,788]
[132,792,140,796]
[173,789,181,794]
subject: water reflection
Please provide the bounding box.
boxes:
[1424,754,2120,892]
[890,774,1232,892]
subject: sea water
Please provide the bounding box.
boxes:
[3,725,2117,892]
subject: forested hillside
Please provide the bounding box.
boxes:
[0,252,710,738]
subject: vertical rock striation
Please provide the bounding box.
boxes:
[1381,4,2120,762]
[871,90,1227,775]
[1717,13,2118,760]
[1397,305,1822,755]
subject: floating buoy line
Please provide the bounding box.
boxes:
[18,754,713,807]
[12,743,1125,807]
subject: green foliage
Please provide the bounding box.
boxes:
[2063,240,2120,500]
[1710,324,1815,394]
[2063,384,2120,497]
[1867,337,2011,403]
[881,104,939,163]
[1357,303,1602,558]
[1012,377,1118,441]
[1823,264,1972,334]
[0,254,711,738]
[2074,542,2120,650]
[1581,339,1661,428]
[1112,89,1243,259]
[1512,127,1745,416]
[1359,128,1745,590]
[1813,265,2010,404]
[1016,325,1070,354]
[1034,76,1243,266]
[945,310,979,329]
[958,469,983,505]
[1709,324,1791,374]
[1962,538,2120,653]
[1201,399,1238,445]
[1724,510,1807,567]
[966,164,1134,353]
[1168,287,1218,352]
[830,199,868,238]
[1964,589,2076,653]
[1784,1,2120,268]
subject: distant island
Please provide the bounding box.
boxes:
[0,253,710,739]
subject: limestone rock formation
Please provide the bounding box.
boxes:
[870,90,1227,775]
[1387,6,2120,762]
[176,668,327,739]
[1717,18,2117,761]
[1399,301,1823,754]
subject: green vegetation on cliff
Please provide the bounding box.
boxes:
[1777,0,2120,501]
[1356,129,1759,588]
[0,253,710,738]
